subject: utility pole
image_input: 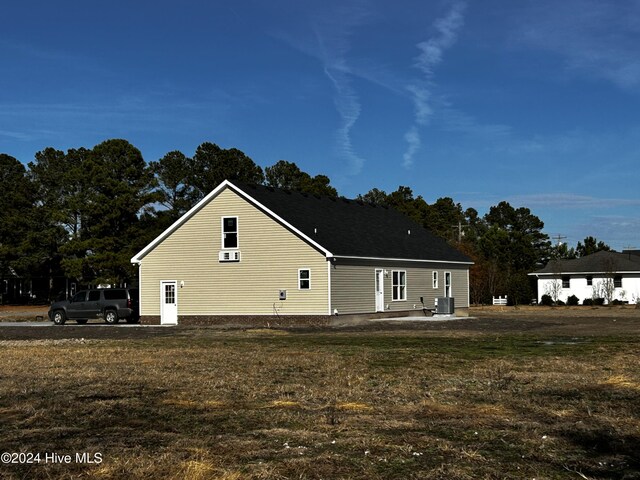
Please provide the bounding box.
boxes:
[552,234,567,246]
[452,221,468,243]
[624,245,636,259]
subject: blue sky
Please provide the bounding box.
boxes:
[2,0,639,250]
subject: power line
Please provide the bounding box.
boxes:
[551,234,567,246]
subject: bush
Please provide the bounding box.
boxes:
[594,298,605,306]
[567,295,580,306]
[582,298,593,306]
[540,294,553,306]
[556,300,566,306]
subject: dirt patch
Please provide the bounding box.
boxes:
[0,305,48,320]
[1,304,638,341]
[0,307,640,342]
[472,304,640,318]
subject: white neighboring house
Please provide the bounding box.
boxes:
[530,250,640,305]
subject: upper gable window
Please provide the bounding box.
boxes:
[222,217,238,249]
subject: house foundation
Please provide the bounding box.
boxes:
[140,308,469,327]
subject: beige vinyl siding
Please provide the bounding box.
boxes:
[330,263,376,314]
[139,188,328,316]
[331,259,469,314]
[450,268,469,306]
[424,267,469,308]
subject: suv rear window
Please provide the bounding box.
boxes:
[103,289,127,300]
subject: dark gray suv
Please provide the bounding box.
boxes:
[48,288,139,325]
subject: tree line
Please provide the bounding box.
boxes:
[0,138,610,304]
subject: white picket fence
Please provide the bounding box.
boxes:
[492,295,508,306]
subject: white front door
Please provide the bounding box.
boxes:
[160,281,178,325]
[375,269,384,312]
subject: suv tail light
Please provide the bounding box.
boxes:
[127,298,132,309]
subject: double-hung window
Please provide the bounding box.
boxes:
[392,270,406,301]
[299,269,311,290]
[432,271,438,289]
[222,217,238,249]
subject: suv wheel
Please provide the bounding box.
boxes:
[104,310,119,324]
[52,310,66,325]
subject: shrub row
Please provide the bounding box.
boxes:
[540,294,610,306]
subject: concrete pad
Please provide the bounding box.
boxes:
[0,322,53,327]
[369,315,474,322]
[0,322,149,328]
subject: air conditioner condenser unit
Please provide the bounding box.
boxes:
[435,297,455,315]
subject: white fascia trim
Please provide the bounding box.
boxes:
[131,180,333,263]
[530,270,640,276]
[131,180,232,264]
[330,255,473,265]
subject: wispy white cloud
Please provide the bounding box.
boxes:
[312,2,372,176]
[439,106,512,138]
[0,39,80,63]
[571,215,640,251]
[274,2,371,176]
[508,193,640,210]
[403,1,466,168]
[402,126,421,168]
[324,66,364,175]
[513,0,640,89]
[0,93,231,150]
[0,129,34,141]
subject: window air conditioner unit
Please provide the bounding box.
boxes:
[219,250,240,262]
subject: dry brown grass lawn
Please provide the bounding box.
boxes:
[1,322,639,479]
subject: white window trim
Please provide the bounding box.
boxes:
[432,271,438,289]
[445,271,452,297]
[298,268,311,290]
[221,216,239,250]
[392,270,407,301]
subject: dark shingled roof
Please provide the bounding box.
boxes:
[533,250,640,274]
[232,182,472,263]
